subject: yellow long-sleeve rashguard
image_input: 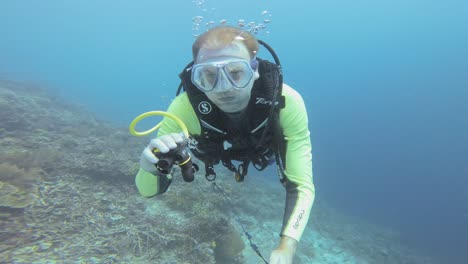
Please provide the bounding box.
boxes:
[135,83,315,242]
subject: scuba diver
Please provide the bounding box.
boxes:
[134,25,315,264]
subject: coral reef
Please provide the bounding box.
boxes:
[0,79,439,263]
[1,173,217,263]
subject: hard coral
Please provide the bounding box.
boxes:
[0,163,40,209]
[0,184,37,208]
[0,162,41,184]
[214,222,245,262]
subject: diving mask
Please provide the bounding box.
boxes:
[191,58,258,92]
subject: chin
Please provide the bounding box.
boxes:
[217,101,248,113]
[219,106,244,113]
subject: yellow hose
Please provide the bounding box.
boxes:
[128,111,189,138]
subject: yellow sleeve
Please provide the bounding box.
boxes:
[279,84,316,242]
[135,168,159,197]
[157,92,201,137]
[134,92,200,197]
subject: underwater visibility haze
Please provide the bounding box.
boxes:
[1,0,467,263]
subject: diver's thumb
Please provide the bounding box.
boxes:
[140,147,158,173]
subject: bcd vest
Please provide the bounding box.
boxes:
[178,58,286,181]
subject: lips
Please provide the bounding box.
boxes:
[218,96,236,101]
[214,95,238,103]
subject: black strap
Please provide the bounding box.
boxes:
[204,163,217,181]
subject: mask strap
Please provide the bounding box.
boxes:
[250,58,258,71]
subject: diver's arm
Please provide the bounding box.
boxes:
[135,92,200,197]
[278,84,315,242]
[135,169,160,197]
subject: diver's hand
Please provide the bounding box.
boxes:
[269,235,298,264]
[140,133,186,173]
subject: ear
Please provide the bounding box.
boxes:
[254,70,260,80]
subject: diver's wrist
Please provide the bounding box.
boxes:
[278,235,298,253]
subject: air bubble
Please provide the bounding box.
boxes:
[192,16,204,23]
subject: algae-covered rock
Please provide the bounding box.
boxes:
[1,192,37,208]
[0,181,37,208]
[0,181,19,196]
[214,222,245,263]
[0,162,40,209]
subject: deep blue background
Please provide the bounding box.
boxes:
[1,1,467,262]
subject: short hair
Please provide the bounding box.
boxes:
[192,26,259,61]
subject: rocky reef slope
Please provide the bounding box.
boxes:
[0,79,437,263]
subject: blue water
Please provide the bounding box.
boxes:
[1,0,467,262]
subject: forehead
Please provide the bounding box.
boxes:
[197,42,250,63]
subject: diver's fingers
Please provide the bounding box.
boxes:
[147,137,171,153]
[158,135,179,150]
[169,132,185,144]
[142,146,158,164]
[147,132,185,154]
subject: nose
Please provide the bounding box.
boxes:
[213,70,233,92]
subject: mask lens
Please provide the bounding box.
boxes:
[192,64,218,92]
[224,61,253,88]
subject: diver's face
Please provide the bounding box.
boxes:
[195,43,259,113]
